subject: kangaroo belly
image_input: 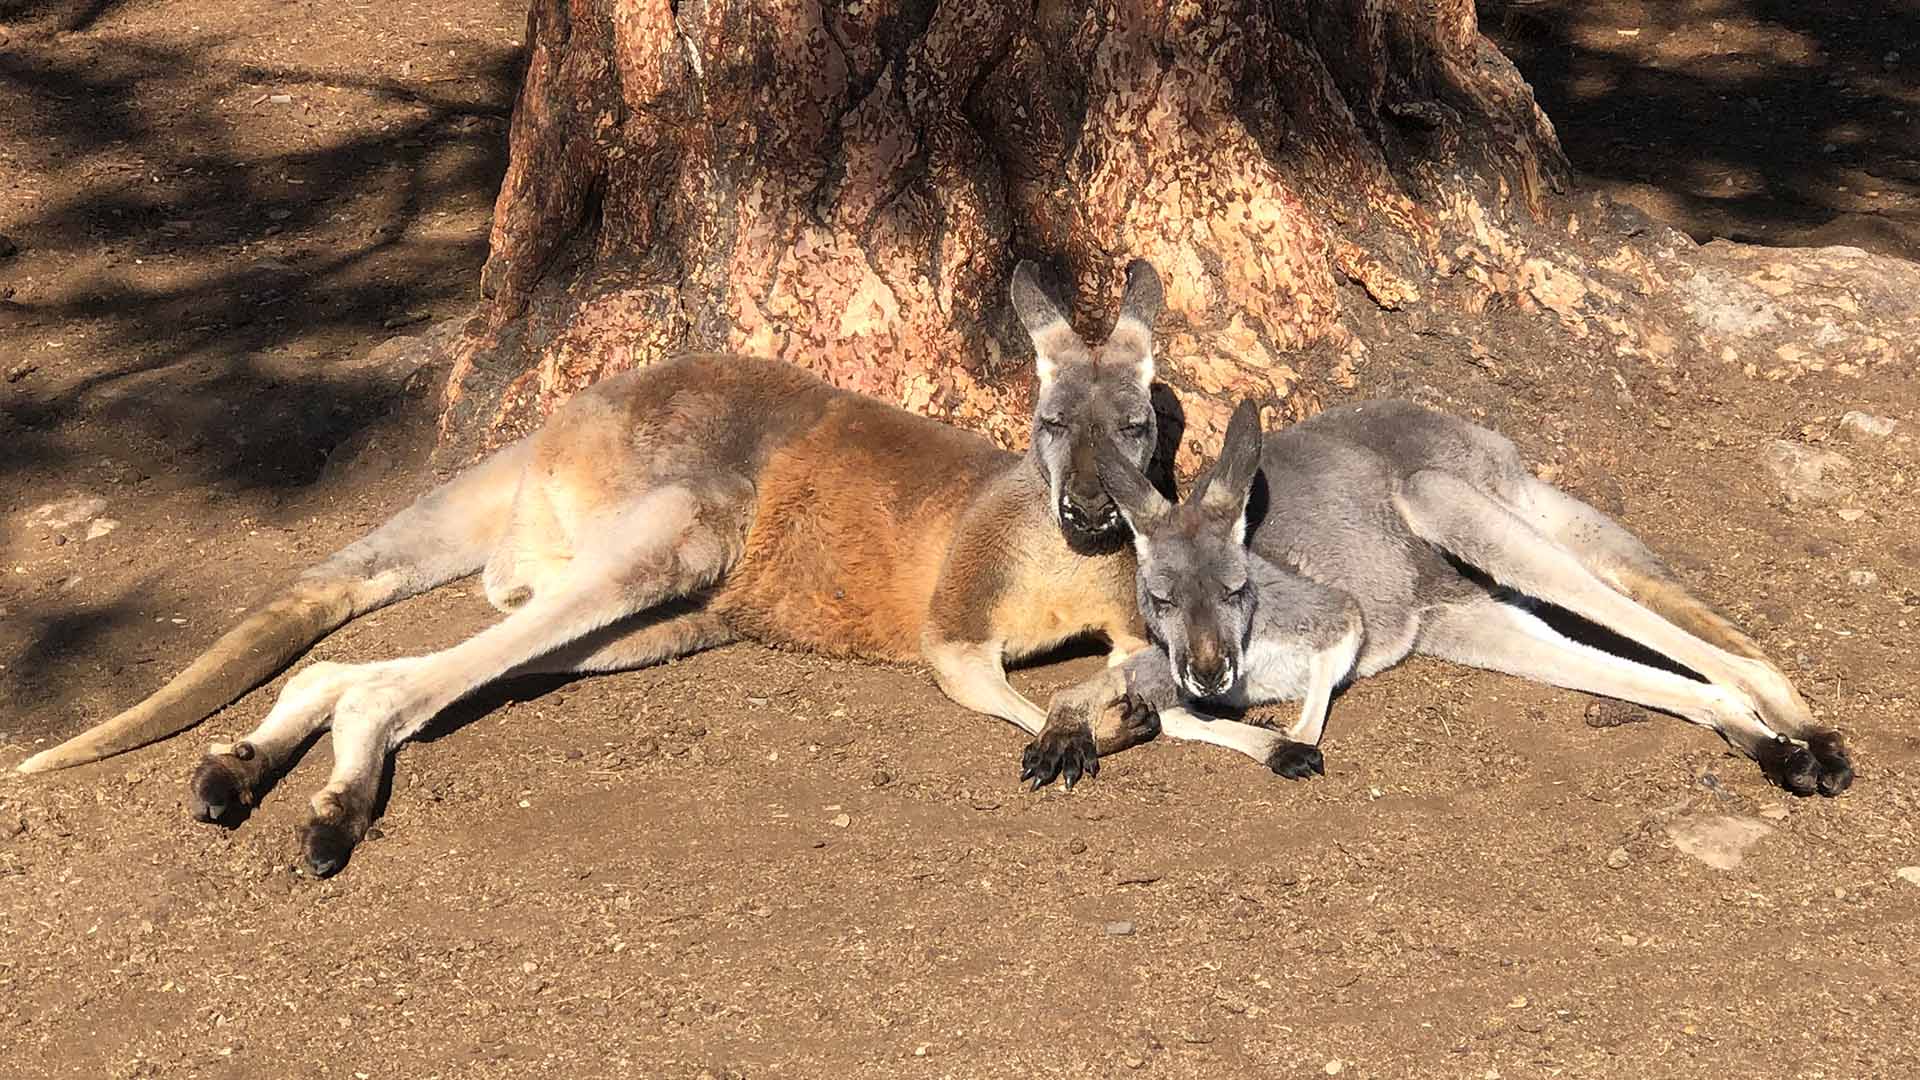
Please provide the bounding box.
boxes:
[714,396,1014,660]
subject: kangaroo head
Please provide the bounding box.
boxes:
[1011,258,1164,554]
[1098,399,1264,698]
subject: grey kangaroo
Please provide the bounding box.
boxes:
[1021,398,1853,796]
[17,260,1174,876]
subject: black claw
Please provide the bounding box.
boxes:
[1265,740,1325,780]
[1806,731,1855,796]
[301,820,357,879]
[189,756,251,827]
[1756,735,1821,796]
[1020,726,1100,791]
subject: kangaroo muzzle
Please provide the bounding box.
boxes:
[1058,491,1121,535]
[1182,635,1234,698]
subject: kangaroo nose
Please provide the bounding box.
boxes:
[1185,640,1231,696]
[1060,494,1118,531]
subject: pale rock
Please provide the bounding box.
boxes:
[1665,815,1771,870]
[1762,441,1851,503]
[24,495,107,533]
[1839,411,1898,439]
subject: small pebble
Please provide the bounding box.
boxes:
[870,769,893,788]
[1068,838,1088,855]
[1895,866,1920,887]
[829,813,851,829]
[1324,1061,1345,1076]
[1758,805,1789,821]
[1104,920,1135,937]
[1849,570,1879,588]
[1606,847,1631,869]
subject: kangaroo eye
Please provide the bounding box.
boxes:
[1224,581,1251,601]
[1119,421,1150,438]
[1038,415,1066,432]
[1147,592,1174,611]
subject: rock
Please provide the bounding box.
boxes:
[1840,411,1898,439]
[1849,570,1879,588]
[1762,441,1851,504]
[1324,1061,1345,1076]
[1585,700,1652,728]
[1758,805,1789,821]
[1665,815,1771,870]
[1606,847,1631,869]
[829,813,851,829]
[24,495,107,532]
[85,518,119,540]
[1104,920,1135,937]
[1895,867,1920,887]
[1836,508,1867,523]
[4,360,35,382]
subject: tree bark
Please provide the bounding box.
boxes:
[432,0,1918,473]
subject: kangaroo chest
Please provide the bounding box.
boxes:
[991,550,1140,662]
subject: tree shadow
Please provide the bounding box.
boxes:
[1480,0,1920,259]
[0,28,524,495]
[0,0,129,34]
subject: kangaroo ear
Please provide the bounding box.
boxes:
[1012,261,1086,388]
[1095,436,1171,537]
[1109,259,1163,389]
[1195,399,1264,543]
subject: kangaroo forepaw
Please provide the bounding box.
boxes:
[1021,724,1100,791]
[1265,740,1325,780]
[189,744,265,826]
[1092,692,1161,756]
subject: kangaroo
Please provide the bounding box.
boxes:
[15,260,1172,876]
[1021,399,1854,797]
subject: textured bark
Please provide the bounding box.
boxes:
[436,0,1570,469]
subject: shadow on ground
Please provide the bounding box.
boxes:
[1482,0,1920,258]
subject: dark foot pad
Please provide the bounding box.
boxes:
[189,749,260,826]
[1265,740,1325,780]
[1021,723,1100,791]
[1805,731,1855,796]
[1756,735,1820,796]
[299,819,358,878]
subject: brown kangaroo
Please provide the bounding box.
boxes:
[16,261,1172,876]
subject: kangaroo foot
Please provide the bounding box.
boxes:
[188,742,270,826]
[1265,740,1325,780]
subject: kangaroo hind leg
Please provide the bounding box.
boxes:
[295,474,754,876]
[1417,598,1826,789]
[1400,471,1847,795]
[1503,474,1847,789]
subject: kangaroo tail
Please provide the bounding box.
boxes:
[15,441,530,774]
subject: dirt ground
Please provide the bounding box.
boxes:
[3,2,1919,1078]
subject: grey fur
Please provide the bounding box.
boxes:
[1019,259,1160,548]
[1038,399,1854,795]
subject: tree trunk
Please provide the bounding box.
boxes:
[432,0,1918,472]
